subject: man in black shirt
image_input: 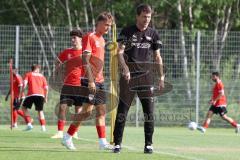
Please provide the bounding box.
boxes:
[113,4,164,154]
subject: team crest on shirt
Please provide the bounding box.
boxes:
[131,34,137,42]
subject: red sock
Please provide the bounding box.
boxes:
[67,124,79,136]
[39,119,46,126]
[96,125,106,138]
[24,115,32,123]
[13,110,18,124]
[17,110,25,117]
[58,120,65,131]
[231,121,237,128]
[203,122,209,128]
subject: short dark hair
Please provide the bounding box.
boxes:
[70,29,83,38]
[31,64,41,71]
[212,71,220,77]
[96,12,114,23]
[136,4,152,15]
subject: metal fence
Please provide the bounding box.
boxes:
[0,25,240,127]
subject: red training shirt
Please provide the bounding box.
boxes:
[57,48,83,86]
[212,80,227,107]
[82,32,105,83]
[23,72,48,97]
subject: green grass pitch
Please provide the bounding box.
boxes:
[0,125,240,160]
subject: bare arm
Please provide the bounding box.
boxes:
[82,51,96,93]
[21,80,27,98]
[117,43,130,81]
[154,49,165,89]
[5,89,10,101]
[18,85,22,99]
[44,88,48,103]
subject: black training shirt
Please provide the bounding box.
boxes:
[118,25,162,73]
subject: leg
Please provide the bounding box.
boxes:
[38,110,46,131]
[95,104,106,138]
[21,97,33,130]
[197,110,214,133]
[136,72,154,154]
[139,97,154,147]
[221,114,238,128]
[72,105,82,139]
[113,76,135,147]
[12,109,18,127]
[75,105,82,114]
[15,98,26,122]
[67,103,93,137]
[34,96,46,131]
[95,104,112,149]
[202,110,214,128]
[62,103,93,150]
[51,103,68,138]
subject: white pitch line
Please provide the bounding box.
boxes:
[77,137,205,160]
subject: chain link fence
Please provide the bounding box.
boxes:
[0,25,240,127]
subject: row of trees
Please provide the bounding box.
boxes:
[1,0,240,30]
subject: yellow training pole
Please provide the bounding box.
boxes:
[110,23,118,144]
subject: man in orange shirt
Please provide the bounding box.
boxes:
[62,12,114,150]
[198,72,240,133]
[5,68,29,128]
[51,29,83,139]
[21,64,48,131]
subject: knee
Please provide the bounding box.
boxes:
[143,113,155,122]
[221,115,228,120]
[116,113,127,123]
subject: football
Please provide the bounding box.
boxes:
[188,121,198,130]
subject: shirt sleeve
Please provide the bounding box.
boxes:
[82,34,92,53]
[152,30,162,51]
[218,83,224,92]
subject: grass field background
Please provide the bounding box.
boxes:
[0,125,240,160]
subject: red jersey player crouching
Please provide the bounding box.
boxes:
[62,12,114,150]
[197,72,240,133]
[21,65,48,131]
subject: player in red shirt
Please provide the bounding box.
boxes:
[21,64,48,131]
[197,72,240,133]
[5,68,30,128]
[62,12,114,150]
[51,29,83,139]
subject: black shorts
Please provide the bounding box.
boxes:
[13,98,23,110]
[81,79,106,105]
[60,85,83,106]
[209,105,227,116]
[60,94,83,106]
[22,96,44,111]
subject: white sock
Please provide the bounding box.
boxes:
[41,125,46,130]
[99,138,107,145]
[58,130,63,134]
[65,133,72,140]
[27,123,32,127]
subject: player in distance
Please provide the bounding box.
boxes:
[21,64,48,131]
[197,72,240,133]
